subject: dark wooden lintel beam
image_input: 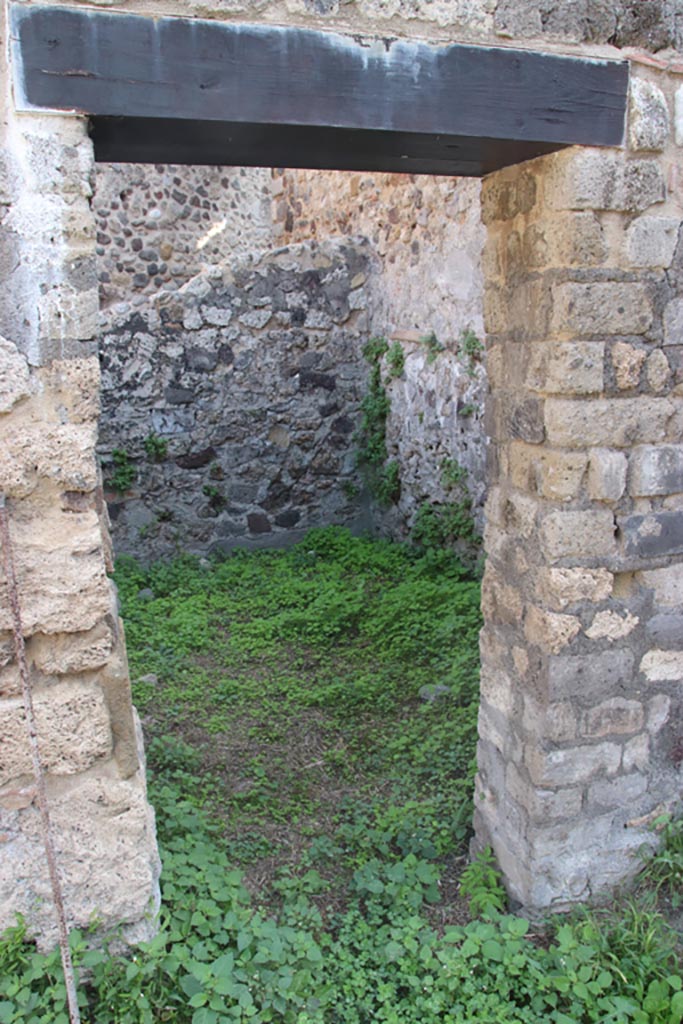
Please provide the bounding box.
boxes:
[11,5,628,175]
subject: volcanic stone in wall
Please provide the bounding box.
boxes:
[98,239,376,559]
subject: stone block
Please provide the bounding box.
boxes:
[0,769,160,950]
[552,282,652,337]
[551,212,607,268]
[0,421,99,499]
[620,511,683,562]
[623,733,650,771]
[28,620,115,676]
[587,449,627,502]
[545,398,673,448]
[0,338,31,414]
[585,610,638,642]
[526,342,604,396]
[676,86,683,147]
[0,682,112,787]
[526,741,621,788]
[540,509,616,561]
[629,445,683,496]
[646,350,671,394]
[523,695,577,743]
[664,299,683,346]
[647,613,683,645]
[548,649,635,702]
[546,150,665,213]
[625,216,679,268]
[524,606,581,654]
[509,442,587,501]
[583,698,644,738]
[481,565,523,626]
[588,772,648,811]
[647,694,671,735]
[628,79,670,152]
[0,509,112,636]
[611,342,646,391]
[506,762,582,823]
[485,486,538,537]
[486,392,545,444]
[640,649,683,682]
[480,669,515,723]
[530,812,653,908]
[477,700,508,753]
[480,171,537,224]
[536,567,613,609]
[41,357,101,425]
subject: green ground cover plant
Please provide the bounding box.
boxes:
[1,528,681,1022]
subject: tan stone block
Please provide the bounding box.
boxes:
[553,212,607,267]
[637,565,683,606]
[583,698,644,738]
[0,422,99,499]
[28,621,115,676]
[509,442,587,500]
[536,567,614,609]
[585,610,638,641]
[0,768,160,949]
[552,283,652,337]
[523,214,607,269]
[485,486,539,537]
[480,171,536,224]
[545,150,665,213]
[646,350,672,393]
[587,448,627,502]
[478,701,507,753]
[524,606,580,654]
[640,649,683,681]
[41,358,101,424]
[512,646,529,677]
[526,740,621,787]
[481,565,523,626]
[540,509,616,561]
[0,682,112,787]
[0,338,31,414]
[526,342,604,396]
[612,342,646,390]
[0,509,112,636]
[479,664,515,717]
[545,397,674,448]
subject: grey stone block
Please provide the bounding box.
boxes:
[620,511,683,562]
[548,649,636,702]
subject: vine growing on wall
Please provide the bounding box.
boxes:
[354,337,401,507]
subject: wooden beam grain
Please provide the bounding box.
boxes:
[11,5,629,174]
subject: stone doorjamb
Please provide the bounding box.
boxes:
[1,3,683,941]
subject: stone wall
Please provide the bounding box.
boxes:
[276,169,488,534]
[4,0,683,947]
[99,239,376,558]
[0,73,159,943]
[96,165,488,553]
[94,163,273,310]
[474,65,683,909]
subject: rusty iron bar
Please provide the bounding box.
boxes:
[0,494,82,1024]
